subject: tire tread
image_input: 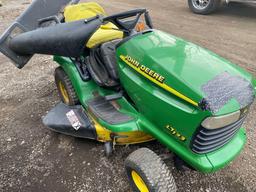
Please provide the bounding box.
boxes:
[54,67,79,105]
[125,148,177,192]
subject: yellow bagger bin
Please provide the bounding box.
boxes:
[64,2,123,48]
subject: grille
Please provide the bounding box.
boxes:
[191,116,246,154]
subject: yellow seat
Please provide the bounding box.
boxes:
[64,2,123,48]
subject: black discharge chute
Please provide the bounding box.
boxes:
[9,18,102,58]
[0,0,83,68]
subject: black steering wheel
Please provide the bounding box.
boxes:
[103,9,153,34]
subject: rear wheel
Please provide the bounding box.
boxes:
[125,148,177,192]
[55,67,79,106]
[188,0,221,14]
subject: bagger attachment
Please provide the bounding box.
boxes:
[0,0,85,68]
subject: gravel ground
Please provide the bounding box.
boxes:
[0,0,256,192]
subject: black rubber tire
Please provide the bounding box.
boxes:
[125,148,177,192]
[188,0,221,15]
[54,67,79,106]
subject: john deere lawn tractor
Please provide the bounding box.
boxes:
[0,0,255,191]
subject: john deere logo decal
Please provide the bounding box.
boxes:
[123,55,165,83]
[120,54,199,108]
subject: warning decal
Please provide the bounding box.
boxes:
[66,110,82,130]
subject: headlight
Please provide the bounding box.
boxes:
[201,111,241,129]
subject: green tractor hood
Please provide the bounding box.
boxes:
[117,30,255,115]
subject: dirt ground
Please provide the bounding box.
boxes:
[0,0,256,192]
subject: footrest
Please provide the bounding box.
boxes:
[88,97,133,125]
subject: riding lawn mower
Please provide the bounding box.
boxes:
[0,0,255,191]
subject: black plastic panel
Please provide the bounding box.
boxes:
[0,23,32,68]
[43,103,97,139]
[191,115,246,154]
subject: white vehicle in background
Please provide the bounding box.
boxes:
[188,0,256,14]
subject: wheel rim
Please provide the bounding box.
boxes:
[192,0,210,9]
[131,171,149,192]
[58,81,70,104]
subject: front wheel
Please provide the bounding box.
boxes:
[125,148,177,192]
[188,0,221,15]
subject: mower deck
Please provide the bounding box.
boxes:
[43,102,97,140]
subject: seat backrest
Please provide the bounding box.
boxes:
[100,39,122,81]
[64,2,106,22]
[87,40,121,88]
[64,2,123,48]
